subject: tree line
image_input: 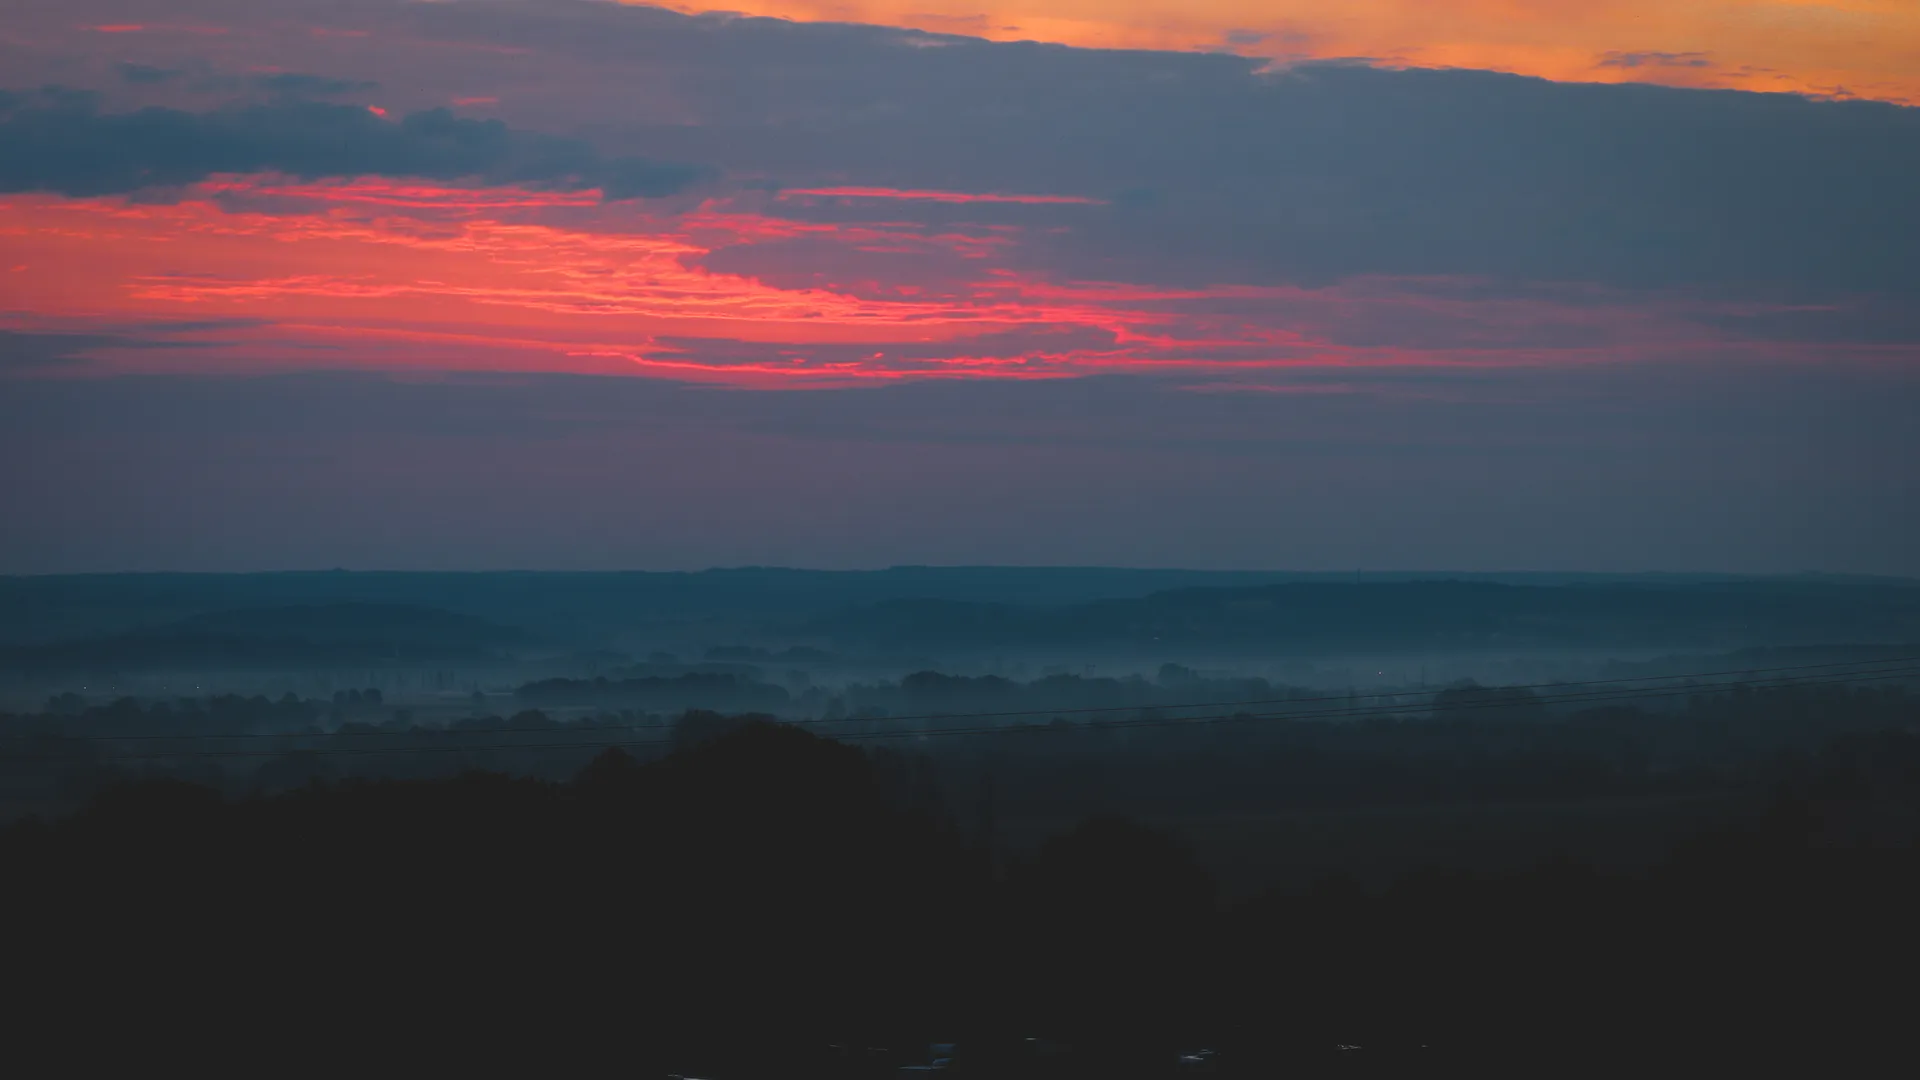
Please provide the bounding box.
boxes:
[4,718,1919,1075]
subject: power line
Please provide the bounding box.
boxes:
[38,653,1920,745]
[35,661,1919,761]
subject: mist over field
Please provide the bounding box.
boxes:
[6,569,1917,882]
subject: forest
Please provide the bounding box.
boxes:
[6,712,1918,1075]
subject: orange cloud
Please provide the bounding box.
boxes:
[650,1,1920,103]
[82,21,227,36]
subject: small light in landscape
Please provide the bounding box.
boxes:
[367,105,388,117]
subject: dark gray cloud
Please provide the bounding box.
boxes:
[253,72,380,98]
[1598,51,1715,70]
[2,367,1915,573]
[15,3,1920,296]
[1701,295,1920,345]
[115,63,185,85]
[403,6,1905,296]
[0,87,708,198]
[724,58,1919,295]
[108,62,374,98]
[0,324,265,370]
[0,330,121,369]
[902,12,992,33]
[652,325,1122,370]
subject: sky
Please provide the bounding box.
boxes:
[1,0,1916,574]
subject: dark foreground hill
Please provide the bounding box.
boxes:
[5,721,1919,1076]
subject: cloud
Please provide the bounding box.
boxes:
[776,186,1105,205]
[0,330,121,369]
[0,88,709,199]
[116,62,185,85]
[11,4,1919,294]
[934,62,1920,294]
[0,323,264,370]
[4,0,1918,383]
[647,325,1122,375]
[253,72,380,97]
[359,6,1899,295]
[903,12,991,32]
[1700,296,1920,345]
[1598,51,1715,70]
[3,367,1916,573]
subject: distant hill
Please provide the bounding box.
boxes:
[170,603,525,648]
[813,579,1920,654]
[0,603,527,672]
[0,569,1914,653]
[0,568,1321,645]
[1598,643,1920,680]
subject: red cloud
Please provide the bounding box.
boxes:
[2,176,1910,387]
[779,187,1107,205]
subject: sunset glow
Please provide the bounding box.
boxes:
[653,0,1920,104]
[8,173,1854,387]
[2,0,1913,393]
